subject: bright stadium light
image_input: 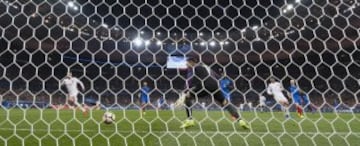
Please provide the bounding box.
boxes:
[283,4,294,13]
[68,1,75,7]
[209,41,216,46]
[156,40,162,46]
[73,6,79,11]
[144,40,150,46]
[133,37,143,46]
[200,41,206,46]
[295,0,301,3]
[67,1,79,11]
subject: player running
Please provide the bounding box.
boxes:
[267,78,290,119]
[176,57,249,129]
[60,72,87,114]
[139,81,151,115]
[289,79,315,118]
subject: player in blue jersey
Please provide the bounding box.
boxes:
[288,80,313,118]
[219,71,233,102]
[140,81,151,115]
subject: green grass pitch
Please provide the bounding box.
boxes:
[0,108,359,146]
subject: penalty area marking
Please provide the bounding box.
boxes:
[0,128,359,136]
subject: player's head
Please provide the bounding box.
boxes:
[66,72,72,78]
[143,81,148,86]
[290,79,296,86]
[269,78,276,83]
[186,57,198,67]
[218,68,225,76]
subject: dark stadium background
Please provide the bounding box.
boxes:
[0,0,359,111]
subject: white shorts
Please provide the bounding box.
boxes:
[273,93,288,104]
[69,91,79,98]
[259,102,266,106]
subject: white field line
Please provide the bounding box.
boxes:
[0,128,359,136]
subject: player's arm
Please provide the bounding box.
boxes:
[227,80,234,89]
[75,78,85,91]
[287,87,292,99]
[60,79,65,86]
[266,85,273,95]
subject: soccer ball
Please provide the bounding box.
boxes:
[102,112,115,124]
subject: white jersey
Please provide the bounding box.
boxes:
[61,77,84,97]
[267,82,288,103]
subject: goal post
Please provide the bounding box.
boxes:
[0,0,360,145]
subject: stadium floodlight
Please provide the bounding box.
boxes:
[68,1,75,7]
[133,37,143,46]
[200,41,206,46]
[283,4,294,13]
[209,41,216,46]
[296,0,301,3]
[144,40,150,46]
[67,1,79,11]
[156,40,162,46]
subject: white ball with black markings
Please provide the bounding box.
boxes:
[102,112,115,124]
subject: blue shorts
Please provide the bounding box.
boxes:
[293,95,302,105]
[293,95,310,105]
[222,92,231,101]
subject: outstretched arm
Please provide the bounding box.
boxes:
[266,85,272,95]
[76,78,85,91]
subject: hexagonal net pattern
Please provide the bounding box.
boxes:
[0,0,360,145]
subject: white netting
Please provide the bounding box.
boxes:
[0,0,360,145]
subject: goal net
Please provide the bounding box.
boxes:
[0,0,360,145]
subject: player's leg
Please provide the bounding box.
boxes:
[140,96,148,115]
[67,96,75,109]
[71,96,86,113]
[276,94,290,119]
[180,92,195,128]
[214,91,249,129]
[68,91,87,114]
[293,96,304,118]
[302,95,314,112]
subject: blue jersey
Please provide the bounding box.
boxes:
[220,77,232,100]
[289,85,301,104]
[289,85,309,105]
[140,86,151,103]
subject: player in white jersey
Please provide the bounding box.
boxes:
[267,78,290,118]
[61,72,87,113]
[258,95,266,112]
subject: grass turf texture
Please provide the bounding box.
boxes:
[0,109,359,146]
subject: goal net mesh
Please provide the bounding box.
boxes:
[0,0,360,145]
